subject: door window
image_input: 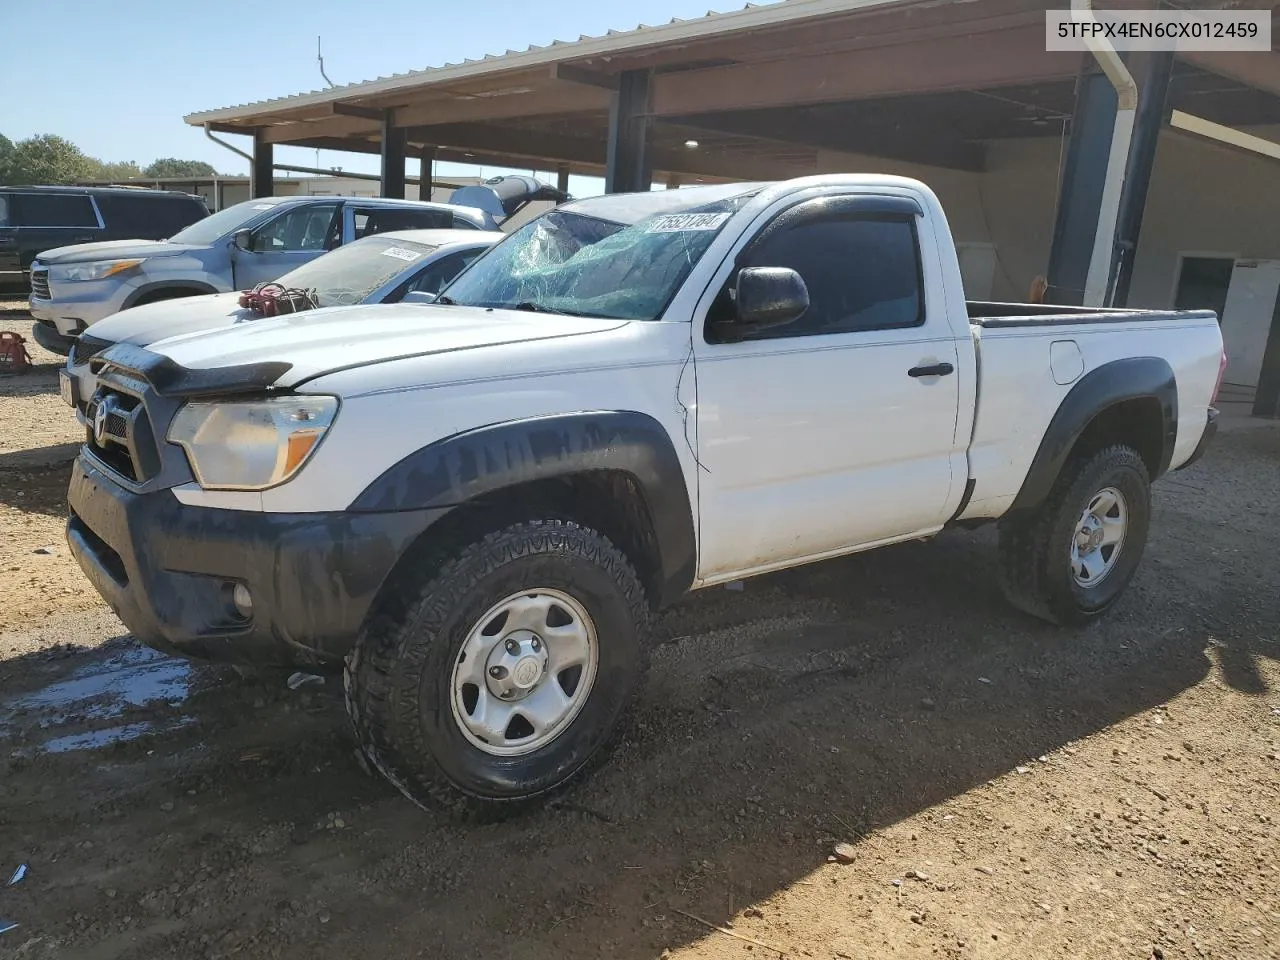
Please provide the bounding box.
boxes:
[353,206,453,238]
[399,249,484,298]
[252,204,339,252]
[711,213,924,339]
[13,193,99,228]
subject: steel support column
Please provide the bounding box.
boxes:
[556,163,570,194]
[1110,50,1175,307]
[605,70,652,194]
[1049,51,1174,307]
[381,113,406,200]
[419,145,437,201]
[1252,292,1280,417]
[250,130,273,199]
[1046,71,1117,305]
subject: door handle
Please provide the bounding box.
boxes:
[908,362,955,378]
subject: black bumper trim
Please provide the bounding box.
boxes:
[31,321,75,356]
[67,456,447,668]
[1176,407,1218,471]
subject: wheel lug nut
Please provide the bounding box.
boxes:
[531,637,541,652]
[489,665,508,680]
[505,639,520,654]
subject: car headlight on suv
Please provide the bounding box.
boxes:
[50,259,145,282]
[167,396,339,490]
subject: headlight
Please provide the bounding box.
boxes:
[167,396,339,490]
[51,259,144,282]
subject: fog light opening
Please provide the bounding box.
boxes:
[231,582,253,620]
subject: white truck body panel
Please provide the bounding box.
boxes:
[122,174,1222,587]
[961,315,1223,520]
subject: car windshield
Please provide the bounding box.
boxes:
[439,187,759,320]
[274,236,439,307]
[169,198,290,246]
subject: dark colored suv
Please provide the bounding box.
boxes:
[0,186,208,292]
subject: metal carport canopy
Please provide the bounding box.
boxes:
[184,0,1101,182]
[184,0,1280,187]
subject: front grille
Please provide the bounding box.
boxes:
[85,389,158,485]
[30,269,51,300]
[72,335,113,368]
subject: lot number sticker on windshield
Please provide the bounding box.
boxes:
[646,212,731,233]
[380,246,422,262]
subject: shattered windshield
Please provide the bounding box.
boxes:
[439,188,758,320]
[276,236,438,307]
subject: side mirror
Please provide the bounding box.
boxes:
[732,266,809,333]
[233,229,253,252]
[401,290,438,305]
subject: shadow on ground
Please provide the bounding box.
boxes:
[0,422,1277,959]
[0,456,75,516]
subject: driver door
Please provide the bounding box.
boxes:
[692,193,964,580]
[232,202,339,288]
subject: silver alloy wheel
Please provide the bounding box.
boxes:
[449,588,599,757]
[1070,486,1128,587]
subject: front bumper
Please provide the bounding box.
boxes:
[1176,406,1219,471]
[30,320,75,356]
[66,455,446,669]
[30,279,132,333]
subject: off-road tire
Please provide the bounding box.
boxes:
[997,444,1151,625]
[345,519,650,817]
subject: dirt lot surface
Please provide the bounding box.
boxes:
[0,309,100,639]
[0,327,1277,960]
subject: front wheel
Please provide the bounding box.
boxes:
[345,519,650,815]
[998,445,1151,625]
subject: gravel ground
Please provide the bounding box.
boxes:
[0,337,1276,960]
[0,308,101,635]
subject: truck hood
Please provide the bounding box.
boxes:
[87,292,249,347]
[36,239,202,264]
[146,302,630,388]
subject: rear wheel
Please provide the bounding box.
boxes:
[997,445,1151,625]
[345,518,650,816]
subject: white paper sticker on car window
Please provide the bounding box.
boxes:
[646,212,732,233]
[380,246,422,262]
[251,204,274,210]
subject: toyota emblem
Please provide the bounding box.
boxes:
[93,397,114,447]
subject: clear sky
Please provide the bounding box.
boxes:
[1,0,760,196]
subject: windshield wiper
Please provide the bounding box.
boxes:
[435,294,456,305]
[513,300,552,313]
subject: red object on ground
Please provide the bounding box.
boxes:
[0,331,31,375]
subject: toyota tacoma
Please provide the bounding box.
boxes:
[65,175,1225,813]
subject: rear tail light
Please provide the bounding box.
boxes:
[1210,347,1228,405]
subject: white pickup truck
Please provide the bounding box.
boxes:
[66,175,1224,814]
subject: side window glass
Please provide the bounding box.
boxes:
[14,193,99,228]
[253,204,338,252]
[0,195,9,227]
[727,215,924,339]
[401,250,476,298]
[354,207,451,239]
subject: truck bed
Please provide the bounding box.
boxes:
[967,301,1217,328]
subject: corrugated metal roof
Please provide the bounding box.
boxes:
[184,0,913,125]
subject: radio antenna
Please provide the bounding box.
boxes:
[317,36,336,88]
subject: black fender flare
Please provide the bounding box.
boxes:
[1009,357,1177,513]
[122,279,219,310]
[349,411,697,605]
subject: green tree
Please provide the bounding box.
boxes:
[143,158,217,179]
[3,134,94,185]
[88,158,144,181]
[0,134,13,183]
